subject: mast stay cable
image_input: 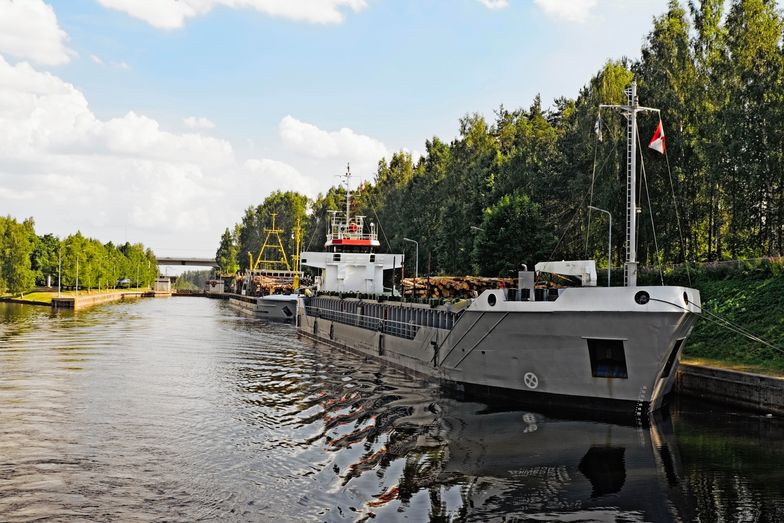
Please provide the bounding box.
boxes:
[552,134,619,261]
[664,147,692,286]
[584,115,601,257]
[637,130,665,285]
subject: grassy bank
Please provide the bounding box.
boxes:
[680,274,784,375]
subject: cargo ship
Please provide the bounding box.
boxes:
[297,82,700,415]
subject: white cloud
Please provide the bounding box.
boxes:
[279,115,388,166]
[91,54,131,70]
[184,116,216,130]
[477,0,509,9]
[96,0,368,29]
[0,0,74,65]
[0,55,304,256]
[534,0,598,23]
[243,158,315,196]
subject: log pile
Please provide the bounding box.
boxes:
[235,274,294,295]
[401,276,515,299]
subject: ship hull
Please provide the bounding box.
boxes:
[228,294,298,322]
[297,286,699,414]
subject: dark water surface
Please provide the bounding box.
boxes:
[1,298,783,522]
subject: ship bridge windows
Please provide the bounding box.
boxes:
[587,338,628,379]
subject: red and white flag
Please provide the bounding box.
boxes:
[648,120,666,154]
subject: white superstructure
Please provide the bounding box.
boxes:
[301,164,404,295]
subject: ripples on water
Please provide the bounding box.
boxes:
[1,298,783,522]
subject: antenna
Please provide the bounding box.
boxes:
[341,162,352,221]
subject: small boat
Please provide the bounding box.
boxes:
[297,81,700,415]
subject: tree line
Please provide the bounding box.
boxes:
[217,0,783,278]
[0,215,158,295]
[174,270,212,291]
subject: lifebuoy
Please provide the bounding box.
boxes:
[348,222,358,233]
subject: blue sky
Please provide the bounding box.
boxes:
[0,0,669,258]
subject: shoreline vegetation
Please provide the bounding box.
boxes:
[0,215,158,298]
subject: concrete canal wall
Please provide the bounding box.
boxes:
[51,291,153,310]
[676,363,784,415]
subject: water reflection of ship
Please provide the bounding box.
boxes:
[436,401,684,520]
[338,397,688,521]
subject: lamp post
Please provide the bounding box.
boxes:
[403,238,418,300]
[588,205,612,287]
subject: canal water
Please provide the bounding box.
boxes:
[1,298,783,522]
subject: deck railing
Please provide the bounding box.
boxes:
[304,297,460,340]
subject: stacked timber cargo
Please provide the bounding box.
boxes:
[234,274,294,296]
[401,276,515,299]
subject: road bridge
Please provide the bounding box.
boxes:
[156,257,216,267]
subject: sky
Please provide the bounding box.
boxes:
[0,0,673,261]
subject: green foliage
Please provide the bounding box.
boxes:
[175,270,211,290]
[0,216,36,294]
[216,228,240,274]
[472,194,555,276]
[685,275,784,372]
[0,217,159,295]
[31,233,60,286]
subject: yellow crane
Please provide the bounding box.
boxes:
[251,213,291,272]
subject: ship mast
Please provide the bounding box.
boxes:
[341,163,352,222]
[600,80,659,287]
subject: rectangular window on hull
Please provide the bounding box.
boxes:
[587,339,628,379]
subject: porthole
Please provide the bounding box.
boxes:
[634,291,650,305]
[488,294,497,307]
